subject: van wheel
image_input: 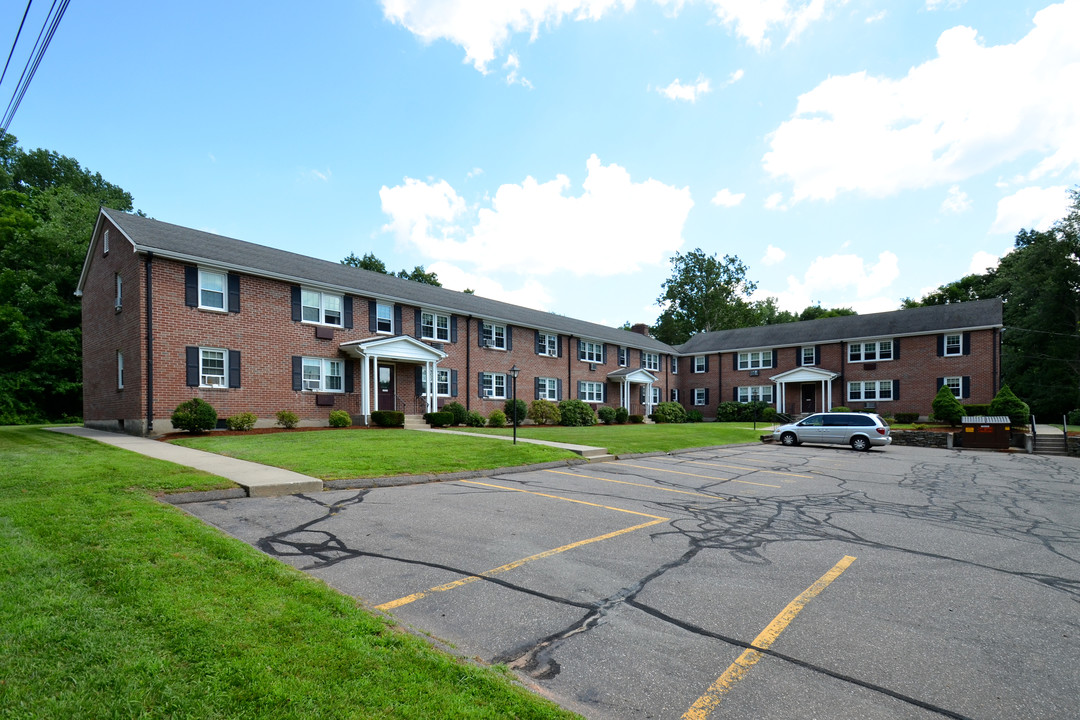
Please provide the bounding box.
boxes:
[781,432,798,447]
[850,436,870,452]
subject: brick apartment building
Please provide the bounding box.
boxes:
[76,209,1004,435]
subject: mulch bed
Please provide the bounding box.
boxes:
[156,425,399,442]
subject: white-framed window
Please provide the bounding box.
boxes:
[848,340,893,362]
[737,386,775,403]
[376,303,393,333]
[580,381,604,402]
[199,269,226,311]
[200,348,227,387]
[481,372,507,399]
[421,367,451,396]
[618,346,628,367]
[943,376,962,399]
[650,387,661,405]
[643,352,660,371]
[421,311,450,341]
[847,380,893,402]
[802,347,816,366]
[302,357,344,392]
[103,229,110,255]
[694,356,706,373]
[537,377,559,401]
[693,388,707,406]
[301,289,342,326]
[117,351,124,390]
[580,340,603,363]
[671,388,680,402]
[482,322,506,349]
[114,273,123,311]
[738,350,773,370]
[538,333,558,357]
[944,334,962,356]
[671,357,678,374]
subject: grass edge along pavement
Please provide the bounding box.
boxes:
[0,426,580,720]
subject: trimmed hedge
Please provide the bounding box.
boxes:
[615,407,629,424]
[424,411,453,428]
[226,412,257,431]
[652,401,687,424]
[172,398,217,433]
[558,399,596,427]
[487,410,507,428]
[464,411,486,427]
[328,410,351,427]
[686,409,704,423]
[528,399,560,425]
[275,410,299,429]
[442,401,467,426]
[598,407,617,425]
[371,410,404,427]
[894,412,920,424]
[504,399,527,425]
[629,414,645,424]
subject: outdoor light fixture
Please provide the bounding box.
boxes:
[509,365,520,444]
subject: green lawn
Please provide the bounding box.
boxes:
[0,426,579,720]
[451,422,767,455]
[172,429,579,480]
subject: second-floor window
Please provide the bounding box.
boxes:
[802,346,816,366]
[199,269,226,310]
[580,340,603,363]
[618,346,628,367]
[538,333,558,357]
[376,303,393,333]
[302,289,342,326]
[643,352,660,371]
[421,311,450,341]
[849,340,892,362]
[482,322,506,349]
[944,334,962,356]
[671,357,678,374]
[694,356,706,373]
[738,350,773,370]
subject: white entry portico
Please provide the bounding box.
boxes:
[769,366,840,414]
[339,335,447,422]
[607,367,659,415]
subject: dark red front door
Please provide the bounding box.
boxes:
[802,384,816,413]
[377,364,395,411]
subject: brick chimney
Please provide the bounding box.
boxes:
[629,323,651,337]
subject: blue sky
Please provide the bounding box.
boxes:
[5,0,1078,327]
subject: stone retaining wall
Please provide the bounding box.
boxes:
[890,430,950,448]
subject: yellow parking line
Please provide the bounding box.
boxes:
[374,480,669,612]
[681,460,812,479]
[615,463,782,489]
[682,555,857,719]
[545,469,728,500]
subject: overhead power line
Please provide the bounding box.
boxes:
[0,0,71,139]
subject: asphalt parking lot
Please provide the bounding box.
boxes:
[185,443,1080,720]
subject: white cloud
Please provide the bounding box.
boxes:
[968,250,1000,274]
[381,0,843,74]
[466,167,484,179]
[657,75,712,102]
[941,185,971,214]
[503,52,533,87]
[302,168,332,182]
[724,68,745,85]
[380,155,693,276]
[710,188,745,207]
[926,0,966,10]
[763,1,1080,202]
[865,10,886,23]
[764,192,786,210]
[760,251,900,312]
[426,261,554,311]
[990,185,1072,234]
[762,244,786,265]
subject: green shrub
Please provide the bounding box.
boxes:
[687,409,704,423]
[370,410,404,427]
[629,414,645,424]
[1069,409,1080,426]
[760,406,777,422]
[962,404,991,417]
[171,398,218,433]
[597,406,617,425]
[442,401,467,426]
[424,411,453,428]
[528,399,560,425]
[715,401,740,422]
[829,406,850,413]
[327,410,351,427]
[487,410,507,428]
[931,385,964,427]
[652,401,687,424]
[464,411,487,427]
[503,398,527,425]
[558,399,596,427]
[614,406,629,424]
[989,384,1030,425]
[226,412,257,431]
[894,412,920,424]
[275,410,300,429]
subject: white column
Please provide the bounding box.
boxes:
[826,378,833,411]
[427,361,435,412]
[361,354,370,418]
[646,382,653,415]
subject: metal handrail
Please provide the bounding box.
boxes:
[1031,414,1037,439]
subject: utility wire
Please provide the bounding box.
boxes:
[0,0,70,139]
[0,0,33,90]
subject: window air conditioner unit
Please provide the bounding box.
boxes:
[749,370,759,376]
[205,377,221,386]
[589,363,596,371]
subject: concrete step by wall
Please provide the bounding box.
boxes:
[1034,436,1068,455]
[403,414,428,430]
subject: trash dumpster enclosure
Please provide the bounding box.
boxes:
[960,416,1011,449]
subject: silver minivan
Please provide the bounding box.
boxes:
[773,412,891,451]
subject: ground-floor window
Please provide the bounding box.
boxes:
[737,385,774,403]
[579,381,604,402]
[421,367,451,396]
[481,372,507,399]
[537,377,559,401]
[848,380,893,402]
[201,348,227,387]
[694,388,708,406]
[303,357,344,392]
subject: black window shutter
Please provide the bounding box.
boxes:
[291,286,301,321]
[292,357,303,391]
[185,347,199,386]
[670,388,676,401]
[450,370,458,397]
[733,387,738,401]
[557,336,563,358]
[962,332,971,355]
[936,377,944,390]
[414,309,422,339]
[733,353,738,371]
[343,296,353,329]
[479,324,486,347]
[345,359,354,393]
[815,346,821,365]
[603,384,608,402]
[506,325,513,351]
[892,379,899,401]
[184,266,198,307]
[639,386,644,403]
[937,335,944,356]
[556,379,562,401]
[478,372,484,398]
[639,350,645,368]
[450,315,458,342]
[368,300,377,332]
[577,381,583,400]
[395,305,403,335]
[415,367,423,395]
[535,330,542,354]
[601,344,607,364]
[534,377,540,400]
[704,388,710,406]
[892,339,900,360]
[227,274,240,313]
[962,376,970,398]
[577,339,582,358]
[228,350,241,388]
[795,348,801,365]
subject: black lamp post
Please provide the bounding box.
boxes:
[509,364,520,444]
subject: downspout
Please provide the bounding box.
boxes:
[993,328,1000,395]
[567,335,574,402]
[466,315,472,410]
[839,341,846,409]
[145,252,154,435]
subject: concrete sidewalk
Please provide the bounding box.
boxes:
[48,427,323,497]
